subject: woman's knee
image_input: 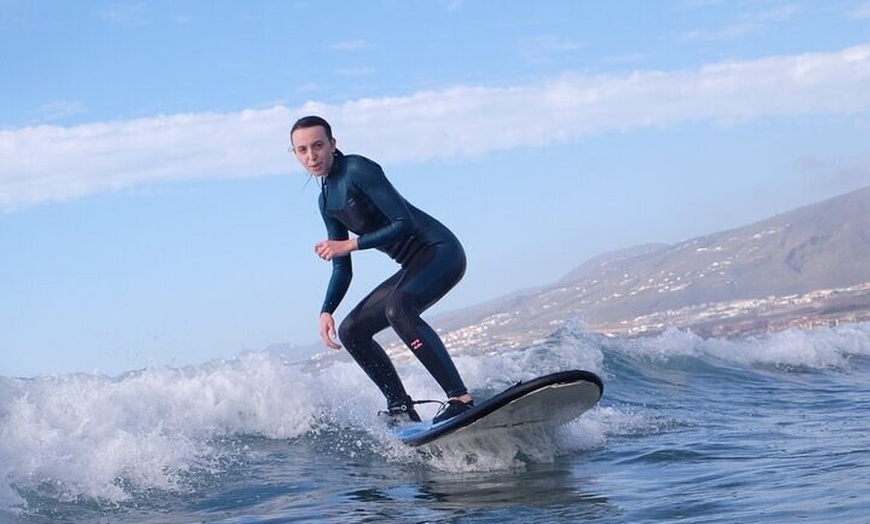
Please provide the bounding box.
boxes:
[337,315,358,349]
[384,290,416,330]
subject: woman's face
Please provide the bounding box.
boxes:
[290,125,336,177]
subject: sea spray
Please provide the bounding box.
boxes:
[3,322,867,522]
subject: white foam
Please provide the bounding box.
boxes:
[0,351,335,508]
[609,322,870,369]
[5,322,863,508]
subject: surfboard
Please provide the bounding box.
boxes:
[393,369,603,447]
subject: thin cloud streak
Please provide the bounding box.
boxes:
[2,45,869,211]
[851,2,870,19]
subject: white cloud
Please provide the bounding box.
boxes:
[0,108,291,210]
[442,0,463,12]
[680,4,801,41]
[34,100,88,123]
[335,67,376,77]
[2,45,869,211]
[94,3,149,27]
[518,35,584,63]
[329,39,371,51]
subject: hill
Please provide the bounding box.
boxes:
[428,186,870,354]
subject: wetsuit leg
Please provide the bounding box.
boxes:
[384,240,468,398]
[337,273,411,406]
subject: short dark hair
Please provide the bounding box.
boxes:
[291,115,333,141]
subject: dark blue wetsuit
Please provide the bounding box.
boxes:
[319,151,468,406]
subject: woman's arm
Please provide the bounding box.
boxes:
[350,158,415,250]
[317,209,353,315]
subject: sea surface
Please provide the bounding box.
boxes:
[2,321,869,523]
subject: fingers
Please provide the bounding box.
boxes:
[314,241,334,261]
[320,331,341,350]
[314,241,329,260]
[319,325,339,349]
[315,239,354,261]
[319,313,342,350]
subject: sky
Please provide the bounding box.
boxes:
[2,1,870,377]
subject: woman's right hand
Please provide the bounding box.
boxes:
[319,312,342,350]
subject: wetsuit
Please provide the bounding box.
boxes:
[318,151,468,406]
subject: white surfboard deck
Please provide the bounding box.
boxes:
[394,369,603,447]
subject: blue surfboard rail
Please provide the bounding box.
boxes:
[396,369,603,447]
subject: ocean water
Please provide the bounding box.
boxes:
[2,321,869,523]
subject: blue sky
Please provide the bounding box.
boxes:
[2,1,869,377]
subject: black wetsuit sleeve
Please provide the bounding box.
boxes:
[319,200,353,315]
[351,161,414,251]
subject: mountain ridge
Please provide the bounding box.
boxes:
[427,185,870,352]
